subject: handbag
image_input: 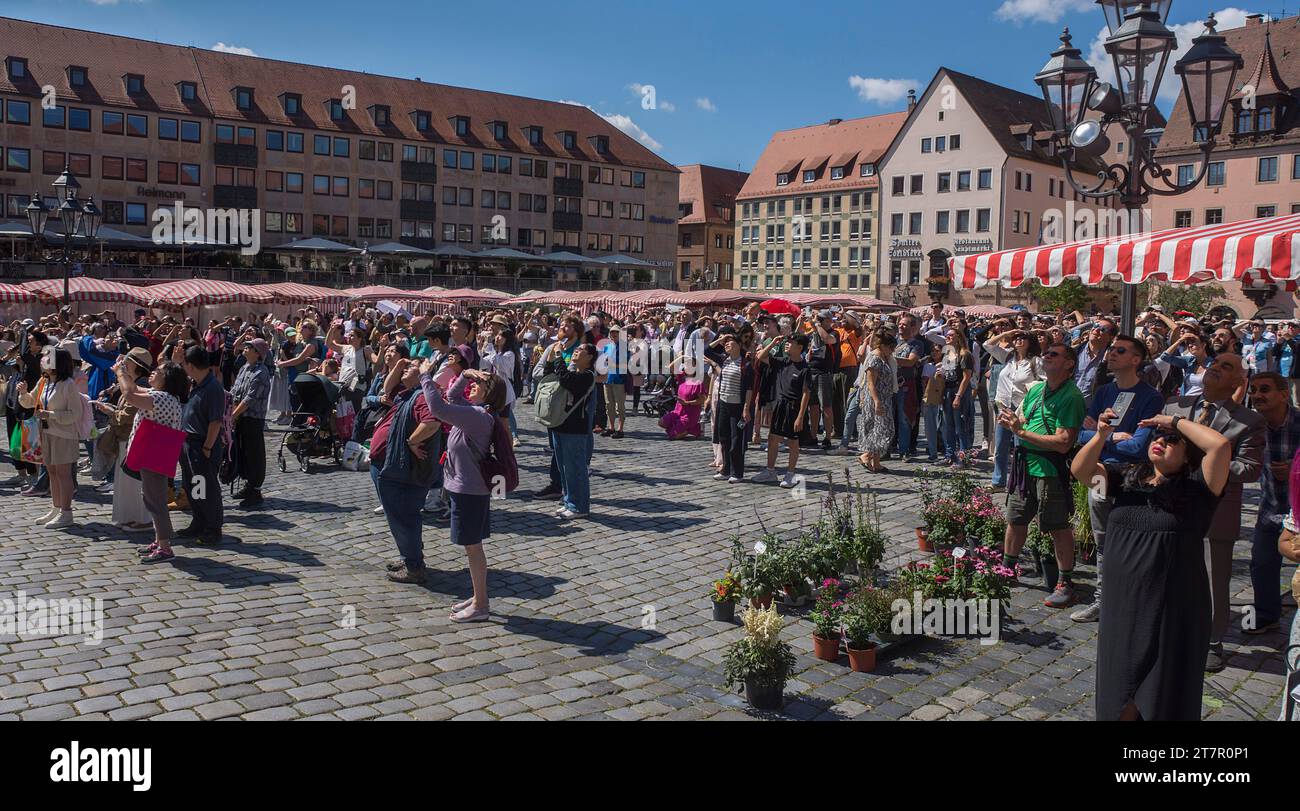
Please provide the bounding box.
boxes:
[19,416,42,465]
[123,418,186,477]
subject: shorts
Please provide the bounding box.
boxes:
[1007,475,1072,532]
[449,490,492,546]
[807,371,834,407]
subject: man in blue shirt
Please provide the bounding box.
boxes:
[1071,334,1163,623]
[1244,372,1300,637]
[1073,317,1115,408]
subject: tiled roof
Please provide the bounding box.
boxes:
[1160,16,1300,154]
[0,16,677,173]
[676,164,747,225]
[940,68,1076,168]
[737,111,907,200]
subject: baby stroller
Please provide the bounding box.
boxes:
[641,374,679,418]
[278,373,344,472]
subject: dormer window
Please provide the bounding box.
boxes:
[1258,106,1274,131]
[777,172,791,186]
[831,166,845,180]
[234,86,253,111]
[490,121,507,140]
[124,73,144,96]
[68,67,87,89]
[281,93,301,116]
[6,57,27,81]
[178,81,197,103]
[328,99,344,121]
[860,163,875,177]
[525,125,543,145]
[1236,107,1253,134]
[370,104,391,127]
[588,135,609,154]
[451,116,470,137]
[802,170,816,183]
[560,130,576,149]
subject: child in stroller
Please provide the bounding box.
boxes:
[641,374,679,418]
[278,370,344,472]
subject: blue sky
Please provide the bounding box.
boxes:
[7,0,1260,170]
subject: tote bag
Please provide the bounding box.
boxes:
[123,419,186,477]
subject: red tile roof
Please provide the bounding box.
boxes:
[677,164,748,225]
[0,16,677,173]
[737,111,907,200]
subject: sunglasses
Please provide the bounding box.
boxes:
[1043,350,1065,359]
[1154,430,1185,445]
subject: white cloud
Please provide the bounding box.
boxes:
[1085,8,1258,103]
[627,83,674,112]
[994,0,1093,25]
[848,76,917,105]
[212,42,258,57]
[695,97,717,112]
[558,100,663,151]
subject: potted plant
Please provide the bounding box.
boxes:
[774,541,813,607]
[1072,481,1096,564]
[808,578,845,661]
[875,580,914,644]
[733,535,780,609]
[1026,519,1058,590]
[723,605,797,711]
[843,587,893,672]
[708,571,742,622]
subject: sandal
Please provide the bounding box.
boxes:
[450,605,490,623]
[141,548,175,564]
[451,597,475,612]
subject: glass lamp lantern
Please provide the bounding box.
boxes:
[50,166,81,205]
[1035,28,1099,133]
[25,192,49,237]
[81,196,102,240]
[1173,13,1244,141]
[1103,3,1177,108]
[1096,0,1172,34]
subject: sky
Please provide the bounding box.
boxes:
[5,0,1266,171]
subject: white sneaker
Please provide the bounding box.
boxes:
[512,436,521,448]
[45,510,74,529]
[96,481,114,493]
[712,473,727,481]
[779,473,798,489]
[728,476,743,484]
[35,507,58,525]
[557,508,588,519]
[751,468,778,483]
[372,505,385,514]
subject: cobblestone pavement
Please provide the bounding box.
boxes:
[0,406,1292,721]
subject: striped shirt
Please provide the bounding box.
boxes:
[1261,406,1300,521]
[718,357,744,405]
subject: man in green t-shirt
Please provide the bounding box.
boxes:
[997,342,1085,609]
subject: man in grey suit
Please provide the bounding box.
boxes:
[1163,352,1265,672]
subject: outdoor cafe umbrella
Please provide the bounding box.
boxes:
[22,277,152,306]
[760,298,802,317]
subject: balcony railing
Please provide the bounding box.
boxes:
[400,160,437,184]
[214,143,258,168]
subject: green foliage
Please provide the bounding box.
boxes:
[843,587,894,649]
[1138,280,1227,317]
[723,638,797,690]
[1029,278,1091,314]
[731,535,783,599]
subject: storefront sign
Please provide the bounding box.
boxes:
[953,238,993,255]
[889,238,922,259]
[649,215,675,225]
[136,186,187,200]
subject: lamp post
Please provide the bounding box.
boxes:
[1033,2,1242,332]
[25,166,101,306]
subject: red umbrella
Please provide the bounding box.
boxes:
[760,298,801,317]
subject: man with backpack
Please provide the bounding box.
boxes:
[539,342,597,519]
[532,317,585,500]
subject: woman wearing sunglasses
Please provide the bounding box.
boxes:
[1071,408,1230,721]
[1160,333,1212,398]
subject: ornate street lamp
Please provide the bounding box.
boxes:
[24,192,49,238]
[26,166,98,305]
[1033,4,1242,332]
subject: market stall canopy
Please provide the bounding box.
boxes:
[268,237,361,253]
[144,279,274,310]
[343,285,441,301]
[366,242,435,256]
[432,287,509,304]
[960,304,1021,317]
[431,245,479,258]
[0,282,52,304]
[22,277,153,305]
[538,251,604,265]
[664,289,764,307]
[475,247,540,261]
[259,282,350,309]
[949,213,1300,289]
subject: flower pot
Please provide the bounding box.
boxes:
[749,594,773,610]
[846,644,877,673]
[744,678,785,710]
[1037,553,1060,591]
[781,585,810,607]
[712,600,736,623]
[915,527,933,553]
[812,633,841,662]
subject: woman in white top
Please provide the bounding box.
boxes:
[982,329,1044,489]
[327,322,373,412]
[481,329,520,443]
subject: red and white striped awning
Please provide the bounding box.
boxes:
[0,283,52,304]
[143,279,275,310]
[949,213,1300,289]
[342,285,442,301]
[259,282,350,310]
[22,277,153,305]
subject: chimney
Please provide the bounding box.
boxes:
[828,117,842,126]
[907,89,917,112]
[1246,13,1263,26]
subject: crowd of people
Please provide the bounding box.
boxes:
[1,296,1297,717]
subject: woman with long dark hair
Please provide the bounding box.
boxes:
[1072,408,1230,721]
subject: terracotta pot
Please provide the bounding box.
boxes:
[749,594,773,610]
[812,633,841,662]
[846,644,877,673]
[712,600,736,623]
[915,527,934,553]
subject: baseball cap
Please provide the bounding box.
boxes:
[247,338,270,358]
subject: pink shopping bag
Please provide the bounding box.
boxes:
[124,419,186,477]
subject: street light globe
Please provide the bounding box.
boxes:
[1035,28,1098,133]
[1173,13,1244,141]
[1103,3,1177,108]
[1096,0,1172,35]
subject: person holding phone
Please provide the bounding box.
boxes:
[983,328,1044,490]
[1071,335,1164,623]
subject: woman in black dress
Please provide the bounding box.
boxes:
[1071,408,1231,721]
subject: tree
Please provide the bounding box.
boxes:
[1136,281,1227,316]
[1028,278,1090,314]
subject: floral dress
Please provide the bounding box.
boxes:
[856,352,897,456]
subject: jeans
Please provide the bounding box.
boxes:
[941,390,971,461]
[923,404,942,460]
[716,400,747,478]
[548,428,562,489]
[378,478,429,570]
[991,423,1014,486]
[179,436,223,538]
[840,385,861,448]
[961,388,976,449]
[507,406,518,437]
[892,389,911,457]
[1251,516,1285,626]
[553,431,589,514]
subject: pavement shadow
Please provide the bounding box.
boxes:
[497,613,663,656]
[259,496,356,514]
[418,568,565,603]
[200,538,326,568]
[583,512,707,533]
[588,495,706,513]
[166,553,301,588]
